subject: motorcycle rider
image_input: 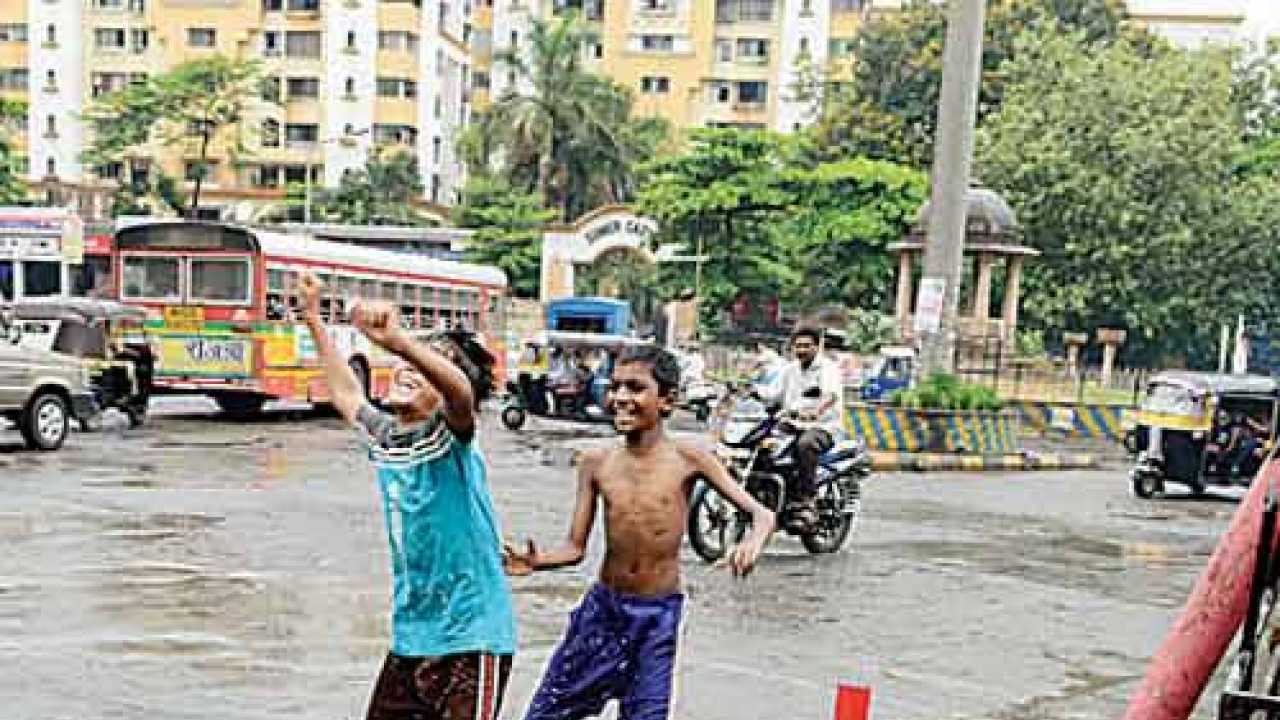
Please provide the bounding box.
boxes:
[769,326,844,528]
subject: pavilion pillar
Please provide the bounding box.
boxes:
[972,252,993,323]
[1002,255,1024,342]
[895,250,914,339]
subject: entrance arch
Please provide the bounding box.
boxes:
[540,205,659,301]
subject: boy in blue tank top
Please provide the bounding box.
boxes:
[300,273,516,720]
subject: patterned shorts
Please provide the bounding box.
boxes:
[365,652,513,720]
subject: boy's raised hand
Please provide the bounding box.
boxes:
[351,300,406,349]
[502,539,539,577]
[298,271,324,321]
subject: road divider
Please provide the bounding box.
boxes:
[869,451,1099,472]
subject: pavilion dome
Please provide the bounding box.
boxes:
[912,184,1019,239]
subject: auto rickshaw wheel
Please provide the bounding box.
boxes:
[501,405,527,431]
[126,404,147,428]
[1131,473,1164,499]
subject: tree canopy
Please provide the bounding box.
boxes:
[82,55,264,216]
[0,98,27,204]
[812,0,1144,168]
[314,151,431,226]
[976,31,1280,364]
[467,14,670,222]
[455,176,554,298]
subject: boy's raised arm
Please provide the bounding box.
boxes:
[300,273,365,424]
[686,445,775,577]
[504,450,601,575]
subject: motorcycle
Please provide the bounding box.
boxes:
[686,391,870,561]
[679,377,722,425]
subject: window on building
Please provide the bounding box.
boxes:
[0,24,28,43]
[286,77,320,98]
[183,161,216,182]
[800,0,811,14]
[263,0,283,10]
[710,81,731,103]
[128,72,147,86]
[287,0,319,9]
[431,174,441,204]
[640,76,670,94]
[91,72,127,97]
[94,27,126,49]
[263,31,281,55]
[736,80,767,104]
[0,69,28,91]
[472,70,490,89]
[828,37,856,57]
[591,41,603,59]
[128,0,146,10]
[346,30,356,50]
[432,136,441,163]
[404,80,418,98]
[509,30,518,48]
[45,114,56,137]
[344,76,355,95]
[285,123,319,144]
[130,28,148,52]
[44,70,56,90]
[832,0,861,11]
[715,38,732,61]
[285,31,322,58]
[45,24,56,46]
[252,164,281,188]
[97,162,124,180]
[94,0,125,9]
[738,0,772,21]
[261,119,280,147]
[45,157,56,177]
[374,124,416,145]
[261,76,281,102]
[736,37,768,60]
[187,27,216,48]
[640,34,674,51]
[798,37,809,56]
[130,160,150,185]
[641,0,671,11]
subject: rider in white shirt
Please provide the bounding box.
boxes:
[772,327,844,525]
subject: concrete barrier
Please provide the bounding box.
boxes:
[1010,401,1133,443]
[845,403,1020,453]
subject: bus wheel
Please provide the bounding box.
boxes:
[214,394,266,419]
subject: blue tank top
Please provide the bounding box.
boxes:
[356,405,517,657]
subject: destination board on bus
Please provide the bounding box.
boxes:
[163,306,204,333]
[157,336,253,377]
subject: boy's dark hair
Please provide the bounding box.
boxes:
[791,326,823,344]
[615,344,682,395]
[429,329,495,408]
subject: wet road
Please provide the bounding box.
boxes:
[0,402,1238,719]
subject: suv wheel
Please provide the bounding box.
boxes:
[21,392,70,451]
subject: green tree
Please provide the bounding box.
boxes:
[455,176,554,297]
[813,0,1143,167]
[977,32,1272,363]
[82,56,263,216]
[636,129,925,329]
[314,151,430,225]
[0,98,27,203]
[477,14,669,221]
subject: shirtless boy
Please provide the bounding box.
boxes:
[505,345,775,720]
[298,272,516,720]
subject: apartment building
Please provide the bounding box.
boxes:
[481,0,868,133]
[0,0,474,220]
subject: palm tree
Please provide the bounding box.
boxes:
[482,14,668,221]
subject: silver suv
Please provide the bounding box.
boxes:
[0,310,97,450]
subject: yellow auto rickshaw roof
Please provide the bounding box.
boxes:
[1148,371,1280,397]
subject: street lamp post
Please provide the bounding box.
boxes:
[303,126,369,226]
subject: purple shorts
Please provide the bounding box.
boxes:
[524,583,685,720]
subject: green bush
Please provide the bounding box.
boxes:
[887,373,1003,411]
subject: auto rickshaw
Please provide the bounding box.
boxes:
[1129,371,1280,498]
[12,298,154,428]
[499,330,647,431]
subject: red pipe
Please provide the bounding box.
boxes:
[1121,462,1280,720]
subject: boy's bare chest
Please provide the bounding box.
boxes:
[595,454,691,513]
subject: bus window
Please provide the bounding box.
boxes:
[190,257,251,304]
[122,256,181,301]
[359,278,377,300]
[22,260,63,297]
[422,285,438,328]
[0,260,13,301]
[380,282,397,301]
[266,268,288,320]
[438,288,454,329]
[399,284,419,328]
[316,272,335,322]
[72,256,114,298]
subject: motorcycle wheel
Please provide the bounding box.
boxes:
[501,405,527,431]
[801,477,857,554]
[694,402,711,424]
[687,481,747,564]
